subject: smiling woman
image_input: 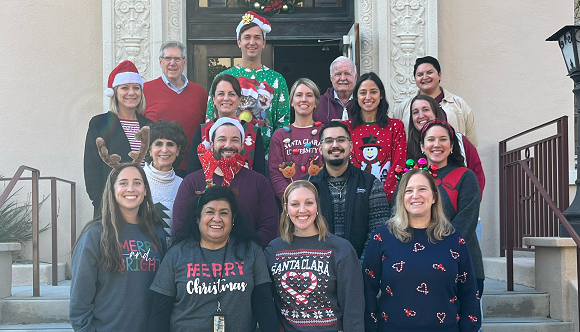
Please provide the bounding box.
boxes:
[71,163,166,332]
[84,60,152,216]
[148,186,278,332]
[362,169,481,332]
[265,180,365,332]
[346,72,407,203]
[268,78,324,201]
[144,120,188,245]
[419,119,484,299]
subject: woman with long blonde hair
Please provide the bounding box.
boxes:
[362,168,481,331]
[84,60,152,216]
[265,180,364,332]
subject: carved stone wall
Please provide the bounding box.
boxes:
[360,0,437,106]
[358,0,378,75]
[103,0,186,111]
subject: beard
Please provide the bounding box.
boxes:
[213,147,239,160]
[327,158,345,167]
[325,147,347,167]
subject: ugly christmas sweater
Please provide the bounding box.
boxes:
[362,226,481,332]
[345,120,407,203]
[265,234,364,332]
[268,123,324,200]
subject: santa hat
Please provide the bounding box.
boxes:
[104,60,143,98]
[208,117,245,142]
[239,77,259,99]
[258,81,274,99]
[236,11,272,39]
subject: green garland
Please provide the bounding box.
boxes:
[236,0,301,16]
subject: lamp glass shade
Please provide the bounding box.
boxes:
[560,30,577,74]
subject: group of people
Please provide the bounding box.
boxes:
[73,9,486,332]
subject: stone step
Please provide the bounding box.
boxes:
[483,256,535,288]
[0,323,72,331]
[482,279,549,318]
[0,282,70,325]
[12,263,67,287]
[482,317,575,332]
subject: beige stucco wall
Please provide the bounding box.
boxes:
[0,1,102,264]
[438,1,575,256]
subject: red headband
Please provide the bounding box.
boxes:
[420,119,455,141]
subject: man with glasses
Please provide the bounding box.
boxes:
[306,121,389,260]
[144,41,208,177]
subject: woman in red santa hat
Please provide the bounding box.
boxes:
[84,60,153,216]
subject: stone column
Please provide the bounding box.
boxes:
[357,0,437,106]
[102,0,186,112]
[523,237,578,321]
[0,243,21,298]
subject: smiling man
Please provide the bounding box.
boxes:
[314,56,358,124]
[143,41,208,177]
[172,117,278,248]
[205,11,290,155]
[305,121,389,260]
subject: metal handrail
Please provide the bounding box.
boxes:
[0,166,40,296]
[505,160,580,322]
[0,167,76,297]
[499,116,569,252]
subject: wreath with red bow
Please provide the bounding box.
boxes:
[236,0,300,15]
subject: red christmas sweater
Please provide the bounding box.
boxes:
[143,77,208,171]
[344,120,407,203]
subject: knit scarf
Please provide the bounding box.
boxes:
[362,157,380,173]
[197,143,245,188]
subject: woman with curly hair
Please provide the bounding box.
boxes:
[144,120,189,245]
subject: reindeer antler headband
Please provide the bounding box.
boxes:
[96,126,150,169]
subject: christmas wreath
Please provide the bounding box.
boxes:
[237,0,301,15]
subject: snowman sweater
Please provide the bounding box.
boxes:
[362,226,481,332]
[345,120,407,203]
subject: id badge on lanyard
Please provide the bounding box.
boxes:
[212,313,226,332]
[212,300,226,332]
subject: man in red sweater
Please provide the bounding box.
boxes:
[144,41,208,177]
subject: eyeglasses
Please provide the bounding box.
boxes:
[321,136,350,145]
[161,56,184,63]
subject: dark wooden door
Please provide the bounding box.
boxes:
[189,43,273,91]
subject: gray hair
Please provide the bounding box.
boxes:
[329,56,356,76]
[159,41,186,58]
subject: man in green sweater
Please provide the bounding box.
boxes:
[205,11,290,156]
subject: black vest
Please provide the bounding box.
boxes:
[307,163,376,258]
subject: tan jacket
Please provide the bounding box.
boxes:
[389,87,478,147]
